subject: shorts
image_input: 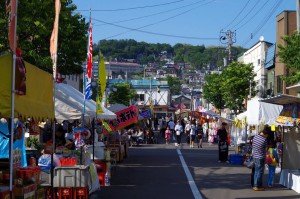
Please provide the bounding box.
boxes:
[190,134,196,141]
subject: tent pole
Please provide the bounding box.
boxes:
[9,0,18,197]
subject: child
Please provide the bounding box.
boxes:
[266,141,279,188]
[165,127,171,144]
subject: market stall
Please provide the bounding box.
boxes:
[261,94,300,194]
[0,53,54,198]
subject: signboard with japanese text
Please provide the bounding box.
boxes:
[108,106,138,130]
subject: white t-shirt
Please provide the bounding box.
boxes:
[190,124,196,135]
[175,124,183,135]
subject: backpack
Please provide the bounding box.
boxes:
[266,149,277,165]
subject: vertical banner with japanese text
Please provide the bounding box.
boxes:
[96,52,106,114]
[84,17,93,100]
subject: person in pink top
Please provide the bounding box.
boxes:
[165,127,171,144]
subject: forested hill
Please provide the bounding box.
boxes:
[93,39,247,69]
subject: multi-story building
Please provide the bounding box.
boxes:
[238,40,273,98]
[107,79,174,119]
[275,10,297,96]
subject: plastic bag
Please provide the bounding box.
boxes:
[243,156,254,169]
[275,166,281,174]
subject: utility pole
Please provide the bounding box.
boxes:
[220,30,236,66]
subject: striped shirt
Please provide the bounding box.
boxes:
[252,134,267,159]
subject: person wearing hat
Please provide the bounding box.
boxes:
[217,122,229,163]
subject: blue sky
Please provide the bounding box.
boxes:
[73,0,295,48]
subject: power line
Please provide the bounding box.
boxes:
[230,0,260,30]
[94,0,208,26]
[223,0,250,30]
[235,0,270,31]
[93,17,218,40]
[241,0,282,47]
[90,0,216,40]
[77,0,184,12]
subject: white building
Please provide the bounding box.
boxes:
[238,40,273,98]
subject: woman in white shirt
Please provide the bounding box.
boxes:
[189,122,196,148]
[174,121,183,146]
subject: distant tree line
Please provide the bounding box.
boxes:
[94,39,247,70]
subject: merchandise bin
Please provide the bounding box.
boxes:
[229,154,243,165]
[53,165,91,187]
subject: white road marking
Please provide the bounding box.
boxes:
[177,148,203,199]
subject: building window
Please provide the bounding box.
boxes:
[258,59,260,65]
[139,94,145,101]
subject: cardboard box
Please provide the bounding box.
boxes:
[14,184,36,199]
[35,187,44,199]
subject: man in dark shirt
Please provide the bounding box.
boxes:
[217,122,229,163]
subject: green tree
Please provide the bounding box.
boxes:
[0,0,88,74]
[277,32,300,84]
[202,72,225,110]
[221,62,256,113]
[166,76,181,95]
[107,82,136,106]
[202,62,256,113]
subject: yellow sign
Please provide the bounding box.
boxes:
[96,52,106,114]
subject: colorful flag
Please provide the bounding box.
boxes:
[96,52,106,114]
[102,120,112,132]
[6,0,17,52]
[49,0,61,79]
[84,17,93,100]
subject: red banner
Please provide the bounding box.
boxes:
[107,106,138,130]
[6,0,17,51]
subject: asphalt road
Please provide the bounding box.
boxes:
[91,135,300,199]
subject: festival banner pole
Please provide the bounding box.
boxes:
[7,0,18,196]
[50,0,61,198]
[83,11,93,128]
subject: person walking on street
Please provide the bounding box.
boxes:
[168,119,175,136]
[217,122,229,163]
[165,127,171,145]
[189,122,196,148]
[174,120,183,146]
[185,120,191,144]
[266,140,279,188]
[252,127,269,191]
[196,124,203,148]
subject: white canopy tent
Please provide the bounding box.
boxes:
[55,83,116,122]
[247,97,283,126]
[107,103,128,113]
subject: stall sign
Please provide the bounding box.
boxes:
[108,106,138,130]
[139,109,152,119]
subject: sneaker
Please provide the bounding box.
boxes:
[226,161,230,163]
[253,187,265,191]
[218,160,221,163]
[175,143,178,146]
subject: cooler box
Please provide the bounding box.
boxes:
[229,154,243,165]
[53,165,91,187]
